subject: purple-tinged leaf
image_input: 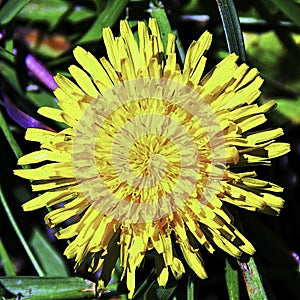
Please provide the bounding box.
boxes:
[25,54,58,91]
[3,93,55,132]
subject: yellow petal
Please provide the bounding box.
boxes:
[22,189,77,211]
[68,65,99,97]
[179,242,207,279]
[170,257,185,279]
[14,163,75,180]
[166,33,176,55]
[73,46,114,91]
[103,27,119,71]
[120,20,139,72]
[149,18,164,54]
[157,266,169,287]
[54,73,83,95]
[25,128,57,143]
[38,106,76,127]
[18,149,70,165]
[45,196,89,227]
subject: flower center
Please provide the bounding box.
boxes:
[72,78,225,222]
[128,134,177,181]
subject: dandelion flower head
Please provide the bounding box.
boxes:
[15,18,290,298]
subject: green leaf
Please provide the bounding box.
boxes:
[267,0,300,27]
[150,2,185,63]
[0,277,95,299]
[17,0,70,30]
[240,257,268,300]
[77,0,129,44]
[0,238,16,276]
[29,227,69,277]
[0,61,23,96]
[144,281,177,300]
[225,259,239,300]
[26,89,60,109]
[150,1,172,55]
[0,0,30,25]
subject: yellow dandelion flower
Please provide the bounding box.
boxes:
[15,19,290,298]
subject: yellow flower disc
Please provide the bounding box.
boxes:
[72,78,226,223]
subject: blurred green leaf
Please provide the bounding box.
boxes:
[267,0,300,27]
[29,227,69,277]
[66,7,95,23]
[183,0,201,13]
[17,0,70,30]
[225,259,239,300]
[244,31,284,71]
[0,238,16,276]
[77,0,129,44]
[274,98,300,125]
[0,277,95,299]
[0,0,30,25]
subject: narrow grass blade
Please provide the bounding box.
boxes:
[0,186,45,276]
[216,0,246,61]
[132,269,155,299]
[187,274,195,300]
[225,259,239,300]
[0,108,23,159]
[240,257,268,300]
[0,238,16,276]
[77,0,129,44]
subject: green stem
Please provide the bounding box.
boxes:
[239,258,268,300]
[0,109,23,159]
[225,259,239,300]
[150,1,185,63]
[216,0,246,61]
[187,273,195,300]
[0,238,16,276]
[0,186,45,276]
